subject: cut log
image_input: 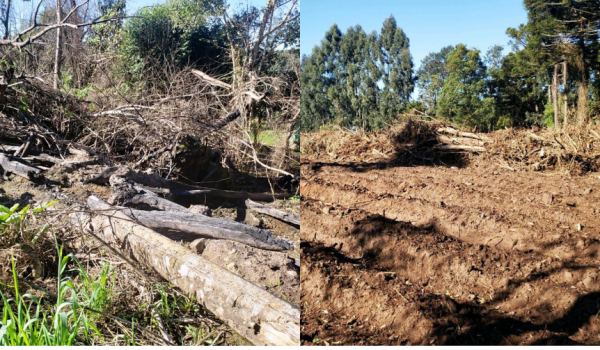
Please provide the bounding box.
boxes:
[244,199,300,227]
[433,144,487,153]
[0,144,20,153]
[107,206,292,251]
[437,127,491,141]
[167,188,288,202]
[436,135,486,147]
[0,153,44,181]
[89,166,288,202]
[80,196,300,346]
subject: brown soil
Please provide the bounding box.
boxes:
[300,128,600,345]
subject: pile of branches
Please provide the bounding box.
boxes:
[301,118,490,164]
[485,125,600,175]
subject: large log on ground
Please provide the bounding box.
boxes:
[88,166,288,201]
[166,188,288,202]
[244,199,300,226]
[437,127,491,141]
[0,153,44,181]
[81,196,300,346]
[105,206,292,251]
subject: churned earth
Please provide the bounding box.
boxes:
[300,151,600,345]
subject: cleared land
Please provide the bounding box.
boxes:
[300,121,600,345]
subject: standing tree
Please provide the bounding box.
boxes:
[524,0,600,125]
[416,45,453,115]
[437,44,492,130]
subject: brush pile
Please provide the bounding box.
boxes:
[301,118,490,164]
[302,118,600,176]
[484,125,600,175]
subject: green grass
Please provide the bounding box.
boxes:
[0,240,106,345]
[258,130,285,147]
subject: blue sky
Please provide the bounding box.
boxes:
[300,0,528,69]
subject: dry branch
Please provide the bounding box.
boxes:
[244,199,299,226]
[0,153,44,181]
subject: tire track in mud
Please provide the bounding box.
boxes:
[301,162,600,345]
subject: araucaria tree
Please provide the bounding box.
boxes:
[300,15,414,131]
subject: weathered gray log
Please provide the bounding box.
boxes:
[0,153,44,181]
[89,166,287,201]
[109,175,190,212]
[436,135,486,147]
[0,144,20,153]
[109,206,292,251]
[244,199,300,226]
[167,188,288,202]
[81,196,300,346]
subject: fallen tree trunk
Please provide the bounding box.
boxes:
[0,153,44,181]
[244,199,300,226]
[88,166,288,201]
[79,196,300,346]
[437,127,491,141]
[108,206,292,251]
[109,175,190,212]
[436,135,486,147]
[166,188,288,202]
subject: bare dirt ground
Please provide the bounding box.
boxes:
[300,124,600,345]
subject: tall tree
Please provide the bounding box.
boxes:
[524,0,600,125]
[377,15,414,118]
[437,44,492,130]
[416,45,453,115]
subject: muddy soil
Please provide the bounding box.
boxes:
[300,158,600,345]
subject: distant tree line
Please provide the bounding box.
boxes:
[301,16,414,131]
[301,0,600,132]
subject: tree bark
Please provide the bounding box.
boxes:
[81,196,300,346]
[0,153,44,181]
[562,60,568,126]
[553,63,559,129]
[53,0,62,89]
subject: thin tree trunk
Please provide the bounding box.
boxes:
[553,64,559,129]
[2,0,11,39]
[562,60,568,126]
[576,29,589,125]
[53,0,62,90]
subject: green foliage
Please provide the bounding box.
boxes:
[416,46,453,115]
[300,15,414,132]
[118,0,227,86]
[437,44,492,130]
[0,241,112,345]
